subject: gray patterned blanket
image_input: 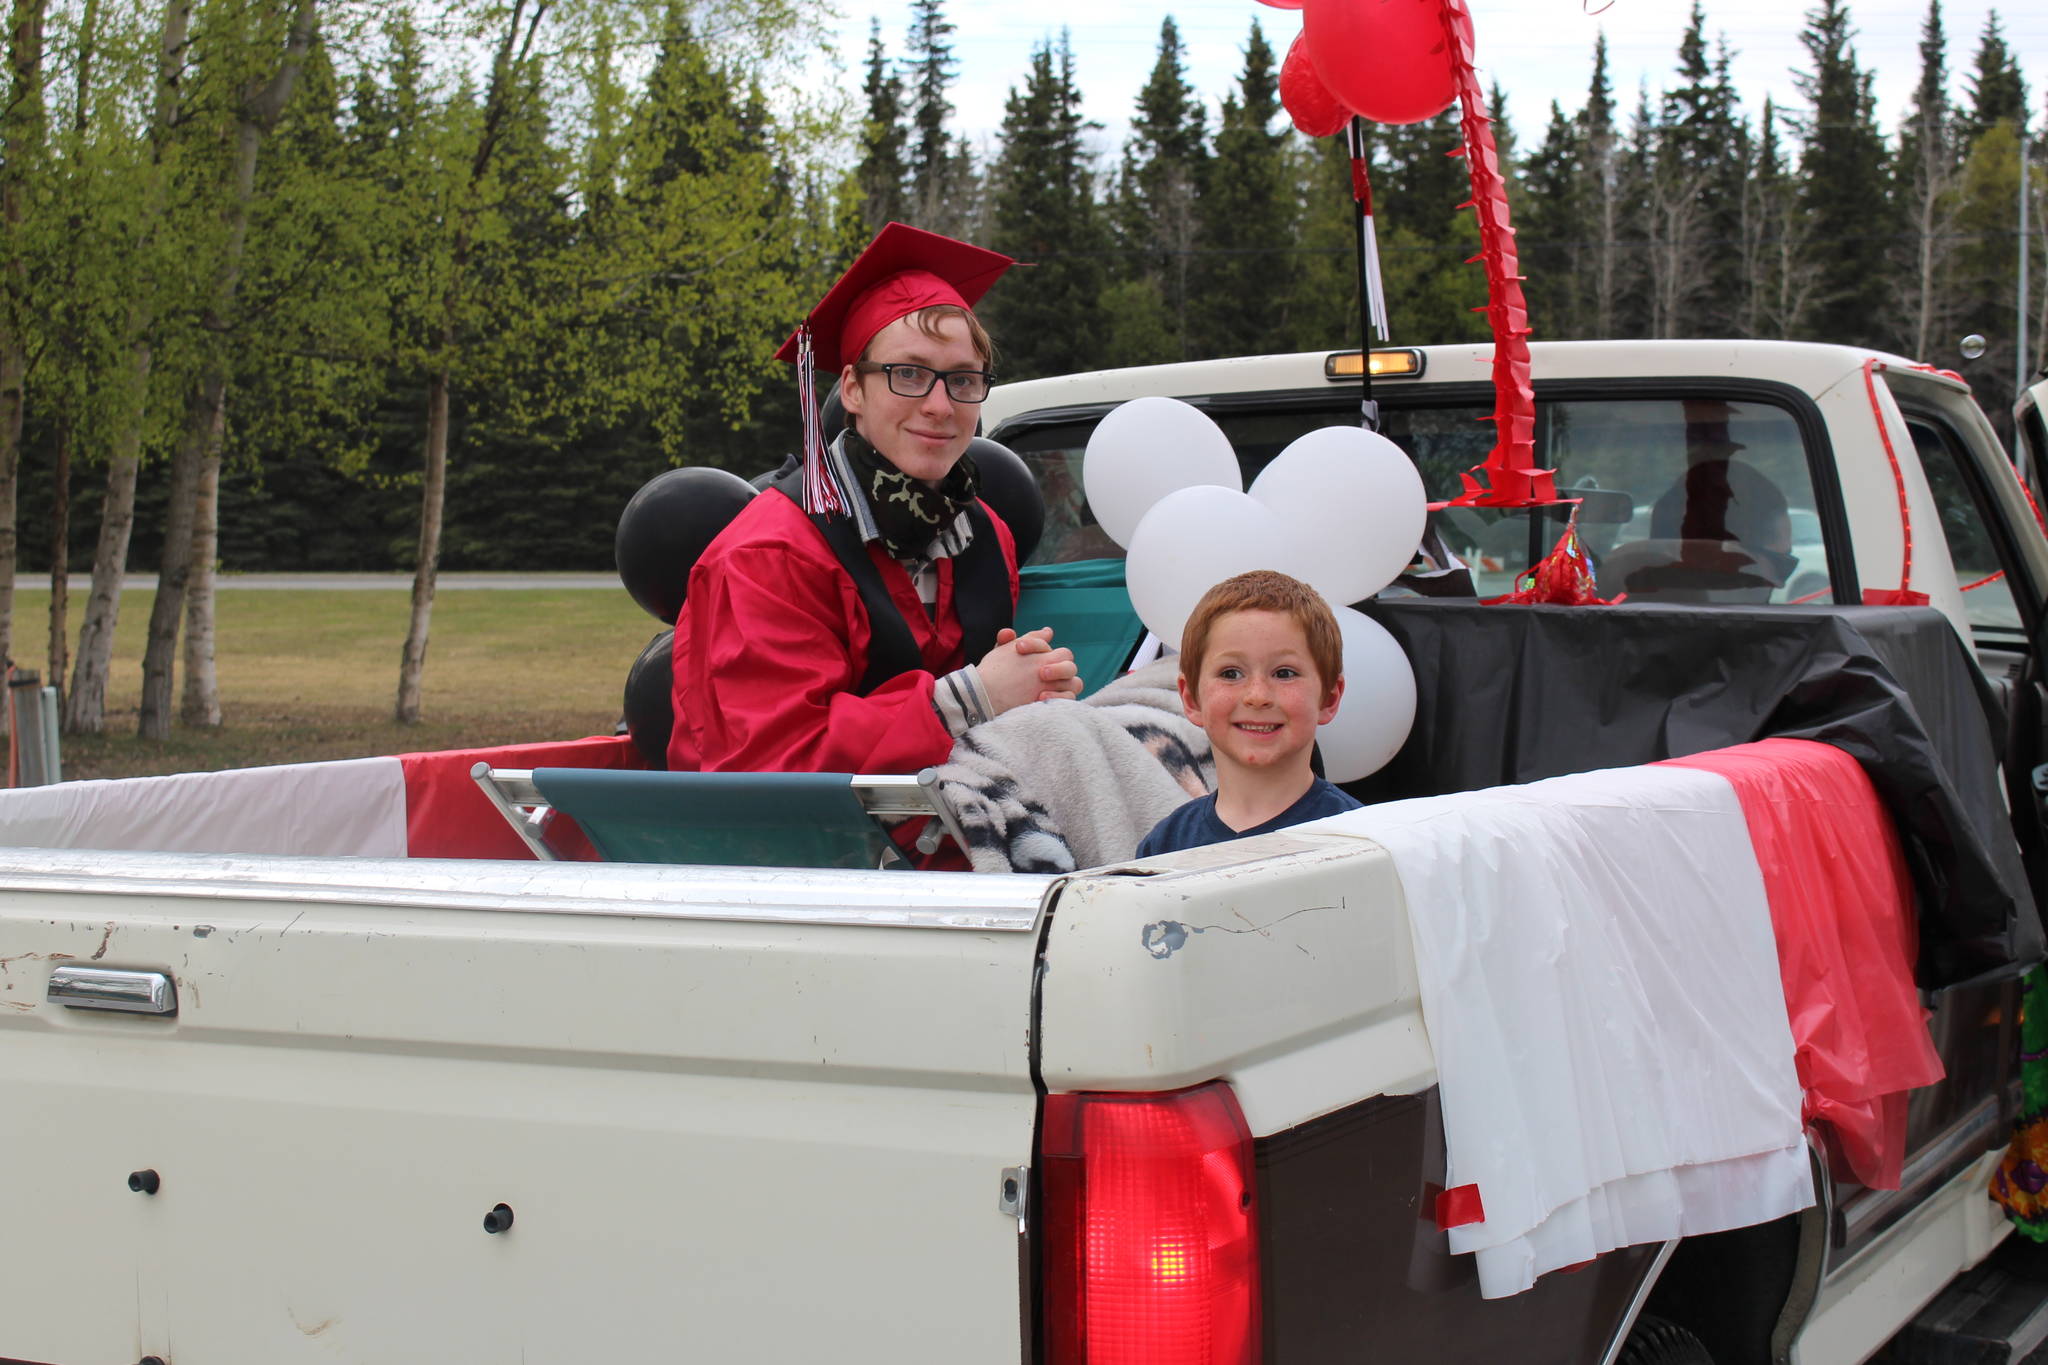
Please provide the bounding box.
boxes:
[933,659,1214,874]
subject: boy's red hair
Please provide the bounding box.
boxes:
[1179,570,1344,702]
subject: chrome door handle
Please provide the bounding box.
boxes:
[47,966,178,1016]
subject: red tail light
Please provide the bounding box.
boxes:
[1040,1081,1261,1365]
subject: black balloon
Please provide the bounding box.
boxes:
[615,466,757,623]
[967,438,1045,564]
[622,630,675,768]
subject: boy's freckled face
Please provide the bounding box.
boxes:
[1180,609,1343,774]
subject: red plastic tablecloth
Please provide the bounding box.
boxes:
[1665,738,1945,1188]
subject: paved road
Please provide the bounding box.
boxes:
[17,572,620,591]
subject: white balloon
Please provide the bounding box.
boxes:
[1083,396,1242,548]
[1125,486,1309,650]
[1317,608,1416,783]
[1249,426,1427,603]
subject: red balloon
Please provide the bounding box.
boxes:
[1280,34,1351,137]
[1302,0,1458,126]
[1250,0,1305,7]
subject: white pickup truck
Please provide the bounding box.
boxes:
[3,339,2047,1365]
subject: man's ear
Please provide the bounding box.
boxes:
[1178,672,1202,727]
[1317,673,1346,727]
[839,364,864,418]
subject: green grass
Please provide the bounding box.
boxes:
[11,587,668,781]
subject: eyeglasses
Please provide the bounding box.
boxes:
[855,362,994,404]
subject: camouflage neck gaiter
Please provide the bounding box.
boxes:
[842,425,981,558]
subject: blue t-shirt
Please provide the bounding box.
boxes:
[1135,778,1363,859]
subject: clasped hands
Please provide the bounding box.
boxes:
[979,625,1083,715]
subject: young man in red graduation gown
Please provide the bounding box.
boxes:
[666,223,1082,777]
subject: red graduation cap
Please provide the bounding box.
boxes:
[777,222,1013,372]
[776,222,1013,517]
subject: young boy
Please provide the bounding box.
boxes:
[1136,570,1362,857]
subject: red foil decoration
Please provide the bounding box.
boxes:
[1483,521,1619,607]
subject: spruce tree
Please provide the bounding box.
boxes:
[1113,17,1206,359]
[1901,0,1954,174]
[1702,39,1753,335]
[982,34,1105,381]
[1339,108,1481,346]
[1189,20,1294,358]
[1616,82,1656,337]
[1580,34,1623,337]
[1646,6,1740,336]
[855,19,908,233]
[1792,0,1892,344]
[1277,131,1358,353]
[1519,100,1586,338]
[1486,82,1516,164]
[1374,110,1467,233]
[1747,98,1822,339]
[1897,0,1960,357]
[1961,11,2028,148]
[904,0,959,227]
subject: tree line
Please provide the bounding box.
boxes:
[0,0,2042,740]
[859,0,2038,407]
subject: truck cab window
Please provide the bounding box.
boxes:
[1488,397,1827,603]
[1000,394,1829,606]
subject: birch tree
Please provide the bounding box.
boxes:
[65,0,185,735]
[0,0,49,722]
[136,0,318,740]
[392,0,551,725]
[40,0,95,711]
[394,0,820,722]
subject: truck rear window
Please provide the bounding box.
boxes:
[997,395,1830,604]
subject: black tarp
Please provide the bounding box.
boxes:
[1352,599,2043,992]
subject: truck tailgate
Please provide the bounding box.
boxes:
[0,852,1049,1364]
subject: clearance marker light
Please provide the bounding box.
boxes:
[1040,1082,1261,1365]
[1324,348,1425,380]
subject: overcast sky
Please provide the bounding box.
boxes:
[829,0,2045,162]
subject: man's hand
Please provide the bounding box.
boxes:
[981,626,1083,713]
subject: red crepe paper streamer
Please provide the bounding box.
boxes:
[1437,1,1553,511]
[1482,518,1620,606]
[1858,358,1930,608]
